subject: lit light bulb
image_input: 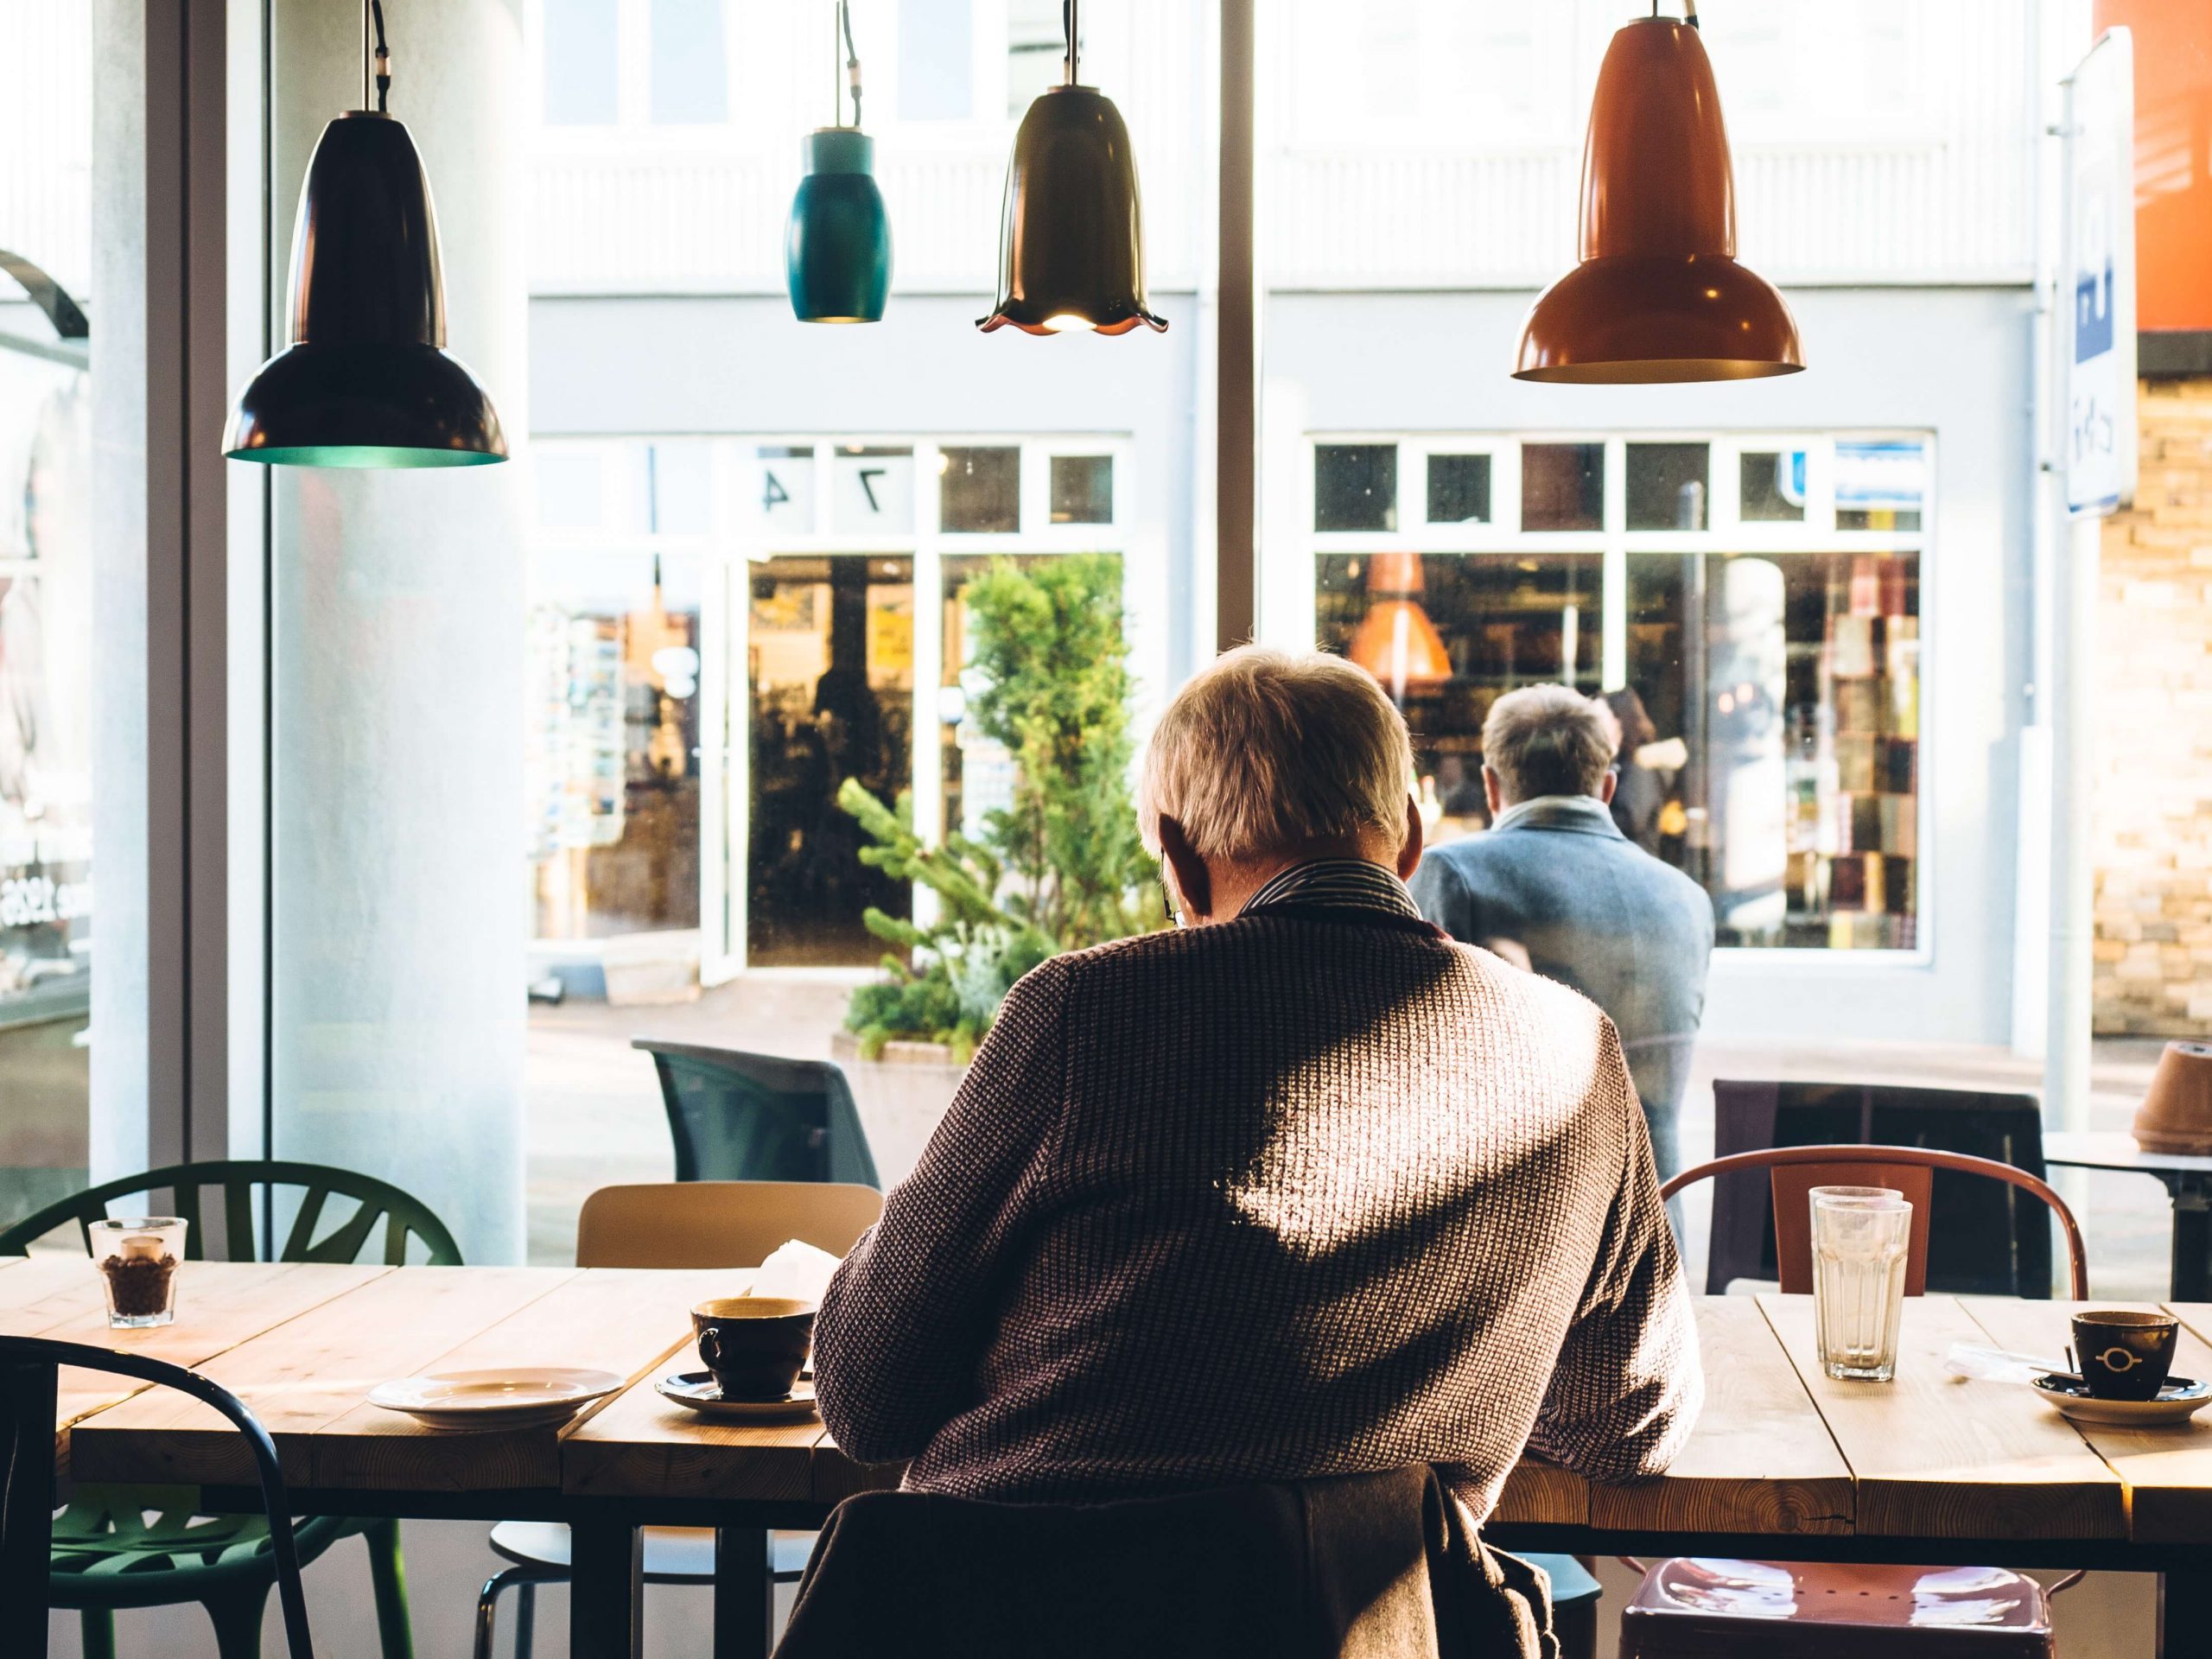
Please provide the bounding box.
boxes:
[1041,314,1096,334]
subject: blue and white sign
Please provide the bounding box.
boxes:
[2063,29,2137,518]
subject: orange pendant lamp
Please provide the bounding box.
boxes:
[1514,5,1803,384]
[1348,553,1453,702]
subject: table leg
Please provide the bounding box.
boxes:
[1,1359,58,1659]
[714,1527,776,1659]
[2166,1174,2212,1303]
[569,1516,642,1659]
[2158,1567,2212,1659]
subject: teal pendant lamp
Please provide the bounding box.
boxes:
[787,1,892,324]
[224,1,507,467]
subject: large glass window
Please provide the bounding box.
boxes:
[543,0,620,124]
[649,0,728,124]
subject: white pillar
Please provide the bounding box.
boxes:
[2044,513,2101,1133]
[265,0,528,1263]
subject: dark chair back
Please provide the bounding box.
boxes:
[634,1040,880,1188]
[0,1336,315,1659]
[1705,1081,2058,1296]
[0,1160,462,1266]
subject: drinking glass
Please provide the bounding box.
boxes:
[1809,1185,1910,1382]
[90,1217,188,1329]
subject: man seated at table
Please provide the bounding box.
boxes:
[813,646,1701,1528]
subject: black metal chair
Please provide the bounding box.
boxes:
[632,1039,880,1188]
[1706,1081,2055,1297]
[0,1336,315,1659]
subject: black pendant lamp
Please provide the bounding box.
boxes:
[978,0,1164,335]
[225,1,507,467]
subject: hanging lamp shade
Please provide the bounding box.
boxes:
[978,85,1165,335]
[1514,16,1802,385]
[224,111,506,467]
[787,129,892,323]
[1348,554,1451,699]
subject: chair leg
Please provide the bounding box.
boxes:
[363,1515,416,1659]
[477,1563,558,1659]
[78,1607,117,1659]
[203,1583,272,1659]
[514,1580,537,1659]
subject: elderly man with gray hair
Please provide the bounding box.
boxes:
[1411,684,1716,1194]
[815,647,1700,1542]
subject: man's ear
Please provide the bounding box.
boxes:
[1599,770,1618,805]
[1397,793,1424,882]
[1157,817,1211,923]
[1483,765,1504,819]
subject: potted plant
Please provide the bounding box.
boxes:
[832,554,1164,1175]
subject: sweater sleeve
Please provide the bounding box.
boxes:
[811,955,1072,1466]
[1524,1018,1704,1480]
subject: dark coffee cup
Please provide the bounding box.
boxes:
[2072,1310,2178,1401]
[691,1297,817,1402]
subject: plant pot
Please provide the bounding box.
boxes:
[831,1029,969,1186]
[2135,1040,2212,1156]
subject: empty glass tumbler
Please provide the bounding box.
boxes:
[1809,1186,1911,1382]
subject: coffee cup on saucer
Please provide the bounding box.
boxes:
[690,1297,817,1402]
[2072,1310,2179,1402]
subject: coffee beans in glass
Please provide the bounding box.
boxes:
[91,1217,188,1329]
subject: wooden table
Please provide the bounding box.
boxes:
[9,1262,2212,1659]
[2044,1128,2212,1300]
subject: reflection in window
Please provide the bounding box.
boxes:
[834,448,916,534]
[941,446,1020,532]
[1049,455,1112,524]
[1836,439,1926,531]
[748,556,915,965]
[1740,450,1807,522]
[1007,0,1065,115]
[899,0,974,121]
[1427,454,1491,524]
[651,0,728,124]
[543,0,619,124]
[757,444,815,534]
[1315,444,1397,532]
[1318,552,1602,839]
[940,554,1058,842]
[1627,550,1919,949]
[1626,442,1709,531]
[1521,442,1604,531]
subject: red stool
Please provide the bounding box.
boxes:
[1622,1559,2058,1657]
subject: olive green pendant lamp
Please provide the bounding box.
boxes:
[224,0,507,467]
[787,0,892,323]
[979,0,1165,335]
[1514,0,1802,384]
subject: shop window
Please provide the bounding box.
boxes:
[536,449,606,530]
[650,0,728,124]
[648,441,712,535]
[1049,455,1113,524]
[940,446,1020,532]
[1426,454,1491,525]
[1740,449,1808,523]
[1317,551,1602,841]
[1520,442,1603,531]
[899,0,974,121]
[940,553,1058,842]
[758,444,816,534]
[543,0,620,125]
[1836,439,1927,531]
[1314,443,1397,532]
[1626,550,1920,950]
[835,447,916,535]
[1626,442,1710,531]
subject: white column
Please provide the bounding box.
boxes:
[2044,513,2101,1134]
[265,0,528,1263]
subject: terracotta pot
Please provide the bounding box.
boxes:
[2133,1040,2212,1155]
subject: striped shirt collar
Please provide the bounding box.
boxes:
[1238,857,1421,921]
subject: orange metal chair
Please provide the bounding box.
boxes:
[1617,1144,2088,1659]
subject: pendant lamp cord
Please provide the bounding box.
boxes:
[365,0,391,111]
[1650,0,1700,24]
[1063,0,1079,85]
[839,0,862,129]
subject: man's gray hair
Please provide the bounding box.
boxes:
[1139,647,1415,861]
[1482,684,1619,803]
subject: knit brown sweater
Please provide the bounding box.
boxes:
[813,902,1702,1518]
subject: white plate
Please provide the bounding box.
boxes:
[2032,1374,2212,1427]
[654,1370,820,1423]
[368,1367,626,1433]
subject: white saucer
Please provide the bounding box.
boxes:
[2032,1373,2212,1427]
[655,1370,819,1422]
[368,1367,626,1433]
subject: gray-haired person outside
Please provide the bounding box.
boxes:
[1410,683,1716,1198]
[814,647,1700,1565]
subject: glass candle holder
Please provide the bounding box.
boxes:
[1808,1185,1911,1382]
[90,1217,188,1329]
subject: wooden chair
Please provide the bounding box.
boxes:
[474,1179,886,1659]
[1617,1144,2086,1657]
[0,1160,456,1659]
[633,1039,880,1188]
[0,1335,317,1659]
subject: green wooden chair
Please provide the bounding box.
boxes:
[0,1159,464,1659]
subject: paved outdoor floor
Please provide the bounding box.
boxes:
[526,976,2183,1299]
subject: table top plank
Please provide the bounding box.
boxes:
[1759,1294,2126,1541]
[310,1267,743,1492]
[1963,1298,2212,1545]
[73,1266,578,1484]
[1589,1295,1853,1537]
[563,1368,824,1503]
[2042,1131,2212,1176]
[0,1255,117,1331]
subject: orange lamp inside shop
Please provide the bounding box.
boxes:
[1347,552,1453,702]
